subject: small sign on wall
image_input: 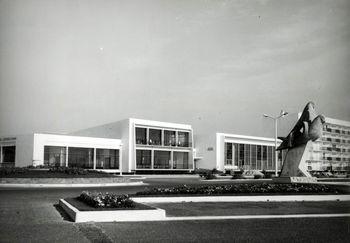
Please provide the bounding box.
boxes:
[207,147,214,151]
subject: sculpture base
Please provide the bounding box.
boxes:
[273,177,317,184]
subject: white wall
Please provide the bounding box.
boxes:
[15,134,34,167]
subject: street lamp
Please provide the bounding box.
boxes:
[263,110,289,176]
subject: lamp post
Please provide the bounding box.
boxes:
[263,110,289,176]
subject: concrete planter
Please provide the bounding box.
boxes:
[59,199,166,223]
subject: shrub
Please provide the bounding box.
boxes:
[204,171,217,180]
[136,183,338,196]
[48,166,89,175]
[0,167,29,176]
[78,191,135,208]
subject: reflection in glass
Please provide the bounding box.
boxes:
[136,150,151,169]
[44,146,66,167]
[154,151,171,169]
[164,130,176,146]
[136,127,147,145]
[173,152,189,169]
[178,132,189,147]
[149,129,161,145]
[68,147,94,169]
[96,149,119,169]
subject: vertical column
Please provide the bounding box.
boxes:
[93,148,96,170]
[146,128,149,145]
[0,146,2,164]
[65,147,68,167]
[151,150,154,169]
[161,129,164,146]
[119,149,122,175]
[170,151,174,169]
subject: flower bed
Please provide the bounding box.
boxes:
[135,183,340,196]
[77,191,135,208]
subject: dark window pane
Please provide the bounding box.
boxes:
[136,150,151,169]
[68,147,94,169]
[149,129,161,145]
[136,127,147,145]
[154,151,171,169]
[44,146,66,167]
[2,146,16,163]
[164,130,176,146]
[225,143,232,165]
[173,152,189,169]
[178,132,189,147]
[96,149,119,169]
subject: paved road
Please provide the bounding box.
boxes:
[0,177,349,242]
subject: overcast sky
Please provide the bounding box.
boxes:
[0,0,349,137]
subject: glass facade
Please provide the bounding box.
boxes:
[149,129,162,145]
[154,151,171,169]
[173,152,189,169]
[224,142,282,171]
[134,126,193,170]
[136,127,147,145]
[136,149,152,169]
[164,130,176,146]
[96,149,119,169]
[68,147,94,169]
[44,146,66,167]
[178,132,189,147]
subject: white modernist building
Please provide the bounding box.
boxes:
[0,133,122,172]
[216,133,283,172]
[70,118,194,173]
[1,116,349,174]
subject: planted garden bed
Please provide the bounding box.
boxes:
[70,191,155,211]
[59,191,166,222]
[135,183,346,196]
[0,167,116,178]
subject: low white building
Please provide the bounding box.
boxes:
[216,133,283,172]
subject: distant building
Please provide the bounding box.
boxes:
[306,116,350,173]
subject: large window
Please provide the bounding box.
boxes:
[225,143,233,165]
[96,149,119,169]
[173,152,189,169]
[164,130,176,146]
[178,132,189,147]
[2,146,16,165]
[149,129,162,145]
[136,150,151,169]
[68,147,94,169]
[154,150,171,169]
[44,146,66,167]
[136,127,147,145]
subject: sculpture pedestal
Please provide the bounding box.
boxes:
[274,141,317,184]
[273,176,317,184]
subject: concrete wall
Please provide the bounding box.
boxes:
[15,134,34,167]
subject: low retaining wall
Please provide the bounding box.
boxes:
[59,199,166,222]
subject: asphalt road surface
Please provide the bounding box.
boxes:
[0,177,349,242]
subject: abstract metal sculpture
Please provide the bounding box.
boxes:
[276,102,325,183]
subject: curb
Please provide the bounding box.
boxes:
[0,181,146,188]
[132,194,350,203]
[161,213,350,221]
